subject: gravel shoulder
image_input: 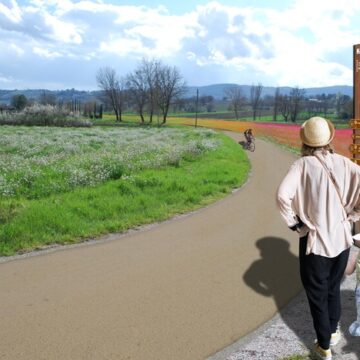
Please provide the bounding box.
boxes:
[208,269,359,360]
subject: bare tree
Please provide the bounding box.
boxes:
[335,93,353,119]
[273,87,281,121]
[39,91,56,106]
[334,93,353,119]
[141,58,160,123]
[154,62,186,124]
[250,83,263,121]
[305,98,320,117]
[225,86,245,120]
[279,94,291,122]
[96,66,125,122]
[289,87,305,122]
[202,95,215,112]
[83,100,102,119]
[319,94,331,117]
[127,67,148,123]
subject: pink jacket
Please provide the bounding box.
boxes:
[277,151,360,257]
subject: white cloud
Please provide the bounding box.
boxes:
[183,2,274,68]
[43,12,83,44]
[0,73,15,84]
[180,0,358,86]
[33,46,62,58]
[0,0,22,23]
[10,42,25,56]
[0,0,360,89]
[99,37,147,57]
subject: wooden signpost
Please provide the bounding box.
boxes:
[350,44,360,164]
[350,44,360,234]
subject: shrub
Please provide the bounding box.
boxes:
[0,104,92,127]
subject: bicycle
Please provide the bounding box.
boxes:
[245,138,255,152]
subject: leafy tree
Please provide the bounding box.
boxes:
[11,94,28,110]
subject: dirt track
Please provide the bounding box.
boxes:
[0,132,302,360]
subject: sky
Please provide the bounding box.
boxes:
[0,0,360,90]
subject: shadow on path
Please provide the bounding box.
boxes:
[238,140,248,150]
[243,236,360,358]
[243,237,301,308]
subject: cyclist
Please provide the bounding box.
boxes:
[244,128,254,147]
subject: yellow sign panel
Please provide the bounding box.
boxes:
[349,119,360,128]
[350,144,360,153]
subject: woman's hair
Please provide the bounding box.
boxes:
[301,143,334,157]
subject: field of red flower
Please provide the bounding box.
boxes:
[168,117,353,158]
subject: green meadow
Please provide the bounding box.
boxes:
[0,125,249,255]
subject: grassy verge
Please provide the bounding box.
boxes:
[0,132,249,256]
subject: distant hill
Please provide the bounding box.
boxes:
[0,84,353,105]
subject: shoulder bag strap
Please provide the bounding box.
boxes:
[314,154,347,220]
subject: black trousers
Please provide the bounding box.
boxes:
[299,235,350,350]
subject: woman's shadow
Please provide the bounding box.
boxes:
[243,236,360,358]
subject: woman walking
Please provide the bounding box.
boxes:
[277,117,360,359]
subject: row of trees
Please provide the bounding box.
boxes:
[225,84,353,122]
[96,58,186,124]
[6,64,352,123]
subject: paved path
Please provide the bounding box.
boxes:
[0,132,303,360]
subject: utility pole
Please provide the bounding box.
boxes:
[195,88,199,128]
[350,44,360,235]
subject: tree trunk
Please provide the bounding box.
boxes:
[140,110,145,123]
[234,108,239,120]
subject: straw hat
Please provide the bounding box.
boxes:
[300,117,335,147]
